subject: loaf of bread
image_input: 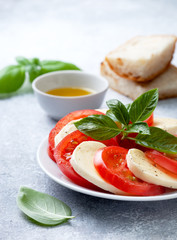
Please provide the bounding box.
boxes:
[100,60,177,100]
[105,35,177,82]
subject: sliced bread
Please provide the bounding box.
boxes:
[106,35,177,82]
[100,60,177,100]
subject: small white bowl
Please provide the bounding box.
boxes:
[32,70,108,120]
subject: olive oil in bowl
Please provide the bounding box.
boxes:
[46,87,94,97]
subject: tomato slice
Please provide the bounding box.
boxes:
[145,150,177,175]
[54,130,118,189]
[94,146,165,196]
[48,109,104,161]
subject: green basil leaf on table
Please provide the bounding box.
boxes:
[40,60,80,74]
[0,65,25,93]
[129,89,158,123]
[16,56,31,66]
[126,122,150,135]
[17,186,74,226]
[106,99,130,126]
[30,58,41,65]
[74,114,122,140]
[25,64,42,83]
[135,127,177,154]
[0,57,81,95]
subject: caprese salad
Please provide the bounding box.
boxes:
[48,89,177,196]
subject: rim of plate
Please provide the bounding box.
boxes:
[37,136,177,202]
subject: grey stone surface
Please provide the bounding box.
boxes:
[1,0,177,239]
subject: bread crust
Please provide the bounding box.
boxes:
[105,35,177,82]
[100,61,177,100]
[105,58,172,82]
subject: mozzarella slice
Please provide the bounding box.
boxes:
[54,119,82,147]
[127,148,177,189]
[70,141,125,194]
[153,117,177,135]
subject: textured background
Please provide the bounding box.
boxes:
[1,0,177,239]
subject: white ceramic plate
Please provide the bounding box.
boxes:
[37,137,177,201]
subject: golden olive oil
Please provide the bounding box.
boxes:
[46,87,94,97]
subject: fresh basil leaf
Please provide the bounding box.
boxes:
[16,56,31,66]
[74,114,121,140]
[106,109,118,122]
[26,64,42,83]
[40,60,80,74]
[106,99,130,126]
[0,65,25,93]
[126,122,150,135]
[129,89,158,123]
[17,186,74,226]
[135,127,177,154]
[30,58,41,65]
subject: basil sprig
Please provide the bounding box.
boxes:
[0,56,80,95]
[74,89,177,154]
[17,186,74,226]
